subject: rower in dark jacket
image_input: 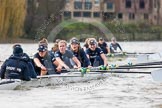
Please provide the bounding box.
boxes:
[98,37,110,54]
[0,45,31,81]
[12,44,37,78]
[86,39,108,67]
[68,38,91,67]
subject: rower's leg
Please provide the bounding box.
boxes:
[93,56,104,67]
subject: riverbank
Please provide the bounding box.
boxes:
[0,38,37,43]
[0,35,162,44]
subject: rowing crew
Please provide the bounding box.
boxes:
[0,37,122,81]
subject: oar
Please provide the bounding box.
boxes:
[91,69,162,83]
[88,69,162,82]
[137,52,162,63]
[89,70,151,74]
[40,67,162,82]
[126,52,155,55]
[108,65,162,70]
[137,61,162,65]
[151,69,162,82]
[62,66,162,72]
[118,61,162,67]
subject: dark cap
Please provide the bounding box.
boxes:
[38,45,48,52]
[89,39,96,45]
[70,38,79,44]
[13,45,23,55]
[13,44,21,49]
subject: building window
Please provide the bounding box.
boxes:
[144,13,149,19]
[118,13,123,19]
[94,0,100,4]
[103,13,114,19]
[107,2,113,9]
[83,12,91,17]
[139,0,145,9]
[64,11,71,19]
[129,13,135,20]
[74,12,81,17]
[126,0,132,8]
[64,11,71,17]
[74,1,82,9]
[93,12,100,17]
[85,0,92,10]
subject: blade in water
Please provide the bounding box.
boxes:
[151,69,162,83]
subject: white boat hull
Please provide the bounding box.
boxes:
[0,72,109,90]
[0,79,21,90]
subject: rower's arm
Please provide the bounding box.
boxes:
[34,58,43,68]
[117,43,122,51]
[100,53,108,66]
[33,58,46,71]
[55,57,69,69]
[106,46,111,54]
[72,57,81,68]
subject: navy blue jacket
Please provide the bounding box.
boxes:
[98,42,108,54]
[67,46,90,67]
[33,52,56,75]
[0,55,31,81]
[72,49,90,67]
[86,47,104,66]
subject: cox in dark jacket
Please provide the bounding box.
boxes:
[0,45,31,81]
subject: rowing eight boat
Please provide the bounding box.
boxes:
[0,72,109,90]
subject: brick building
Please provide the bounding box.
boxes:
[63,0,102,22]
[62,0,162,25]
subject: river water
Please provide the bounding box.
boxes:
[0,41,162,108]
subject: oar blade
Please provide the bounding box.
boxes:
[151,69,162,83]
[149,53,161,61]
[137,54,149,63]
[137,54,162,63]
